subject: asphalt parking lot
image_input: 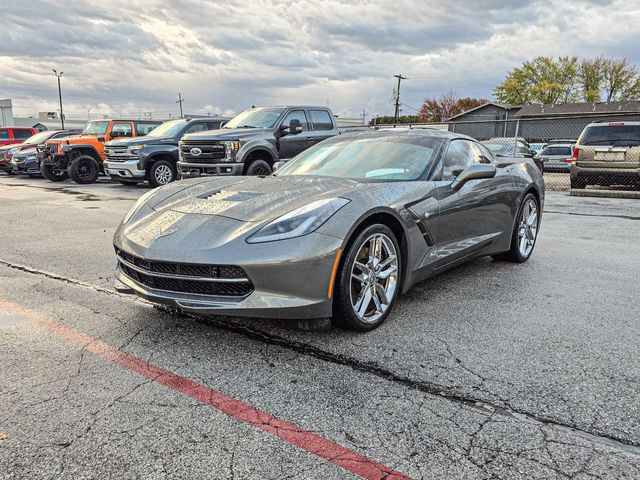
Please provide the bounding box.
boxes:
[1,175,639,479]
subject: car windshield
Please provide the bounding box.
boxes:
[145,120,186,137]
[222,108,284,129]
[579,125,640,146]
[482,141,513,156]
[276,136,440,181]
[23,131,56,144]
[82,121,109,135]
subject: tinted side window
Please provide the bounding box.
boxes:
[442,140,475,180]
[184,123,207,135]
[14,129,33,140]
[282,110,309,131]
[136,122,159,136]
[207,121,224,130]
[111,122,133,137]
[309,110,334,131]
[0,130,10,140]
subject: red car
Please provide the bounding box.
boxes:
[0,129,79,174]
[0,127,37,147]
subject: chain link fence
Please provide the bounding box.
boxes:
[347,113,640,193]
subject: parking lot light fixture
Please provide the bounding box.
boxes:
[53,69,65,129]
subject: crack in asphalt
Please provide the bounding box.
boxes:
[544,210,640,221]
[2,257,640,462]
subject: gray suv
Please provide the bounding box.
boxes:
[177,106,339,178]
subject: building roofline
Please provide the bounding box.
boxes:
[447,102,520,121]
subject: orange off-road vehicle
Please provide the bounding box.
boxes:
[38,119,161,184]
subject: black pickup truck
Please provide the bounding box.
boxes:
[103,117,228,187]
[177,106,339,178]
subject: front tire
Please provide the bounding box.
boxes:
[41,163,68,182]
[493,193,539,263]
[245,159,272,176]
[68,155,99,184]
[148,160,176,187]
[571,176,587,189]
[332,224,401,331]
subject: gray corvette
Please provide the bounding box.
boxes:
[114,129,544,331]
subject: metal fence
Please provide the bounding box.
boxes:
[346,113,640,193]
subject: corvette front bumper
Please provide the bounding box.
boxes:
[113,225,343,319]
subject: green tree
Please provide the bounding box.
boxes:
[579,57,605,102]
[494,56,579,105]
[601,58,640,101]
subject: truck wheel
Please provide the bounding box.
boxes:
[68,155,100,184]
[41,164,68,182]
[570,176,586,189]
[148,160,176,187]
[245,159,272,176]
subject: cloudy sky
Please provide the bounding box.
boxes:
[1,0,639,121]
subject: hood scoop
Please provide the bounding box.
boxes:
[204,190,264,202]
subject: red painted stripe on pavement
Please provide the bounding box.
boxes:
[1,299,412,480]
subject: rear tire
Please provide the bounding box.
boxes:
[332,224,401,331]
[41,163,68,182]
[492,193,539,263]
[571,176,586,189]
[148,160,176,187]
[245,159,272,176]
[68,155,99,184]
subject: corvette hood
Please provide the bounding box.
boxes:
[158,175,361,222]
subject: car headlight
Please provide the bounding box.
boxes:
[8,148,19,155]
[123,188,158,224]
[247,198,350,244]
[221,141,240,161]
[128,145,145,152]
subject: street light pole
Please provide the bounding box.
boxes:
[393,74,408,124]
[53,69,65,129]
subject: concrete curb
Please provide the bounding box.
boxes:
[569,189,640,199]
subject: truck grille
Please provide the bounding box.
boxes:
[180,140,226,163]
[106,145,134,161]
[116,248,253,297]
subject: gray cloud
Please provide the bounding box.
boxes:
[0,0,636,120]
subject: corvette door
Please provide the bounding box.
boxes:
[432,139,515,267]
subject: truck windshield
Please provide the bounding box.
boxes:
[277,135,440,181]
[146,120,186,137]
[82,121,109,135]
[223,108,284,129]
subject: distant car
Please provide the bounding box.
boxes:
[481,138,542,171]
[570,122,640,189]
[538,143,575,173]
[3,129,80,176]
[529,143,547,156]
[0,127,36,147]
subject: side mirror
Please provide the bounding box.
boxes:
[288,119,303,135]
[451,164,496,191]
[273,160,287,171]
[219,122,226,128]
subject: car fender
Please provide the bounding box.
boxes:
[143,146,179,169]
[63,144,102,161]
[238,140,278,163]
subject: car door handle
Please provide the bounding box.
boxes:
[306,137,314,142]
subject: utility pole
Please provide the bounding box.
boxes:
[176,93,184,118]
[393,74,408,123]
[360,108,367,126]
[53,69,65,128]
